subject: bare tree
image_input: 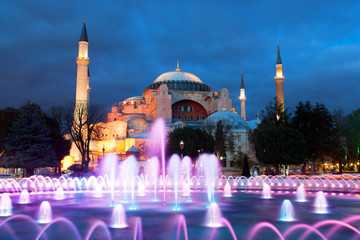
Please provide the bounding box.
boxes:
[64,103,106,170]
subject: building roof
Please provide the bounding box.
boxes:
[247,119,262,130]
[125,96,145,101]
[130,131,150,138]
[79,22,88,42]
[124,116,146,122]
[203,110,249,131]
[153,70,202,84]
[126,146,140,152]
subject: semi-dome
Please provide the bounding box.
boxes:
[203,110,249,131]
[153,71,202,84]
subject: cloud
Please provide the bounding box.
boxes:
[0,0,360,119]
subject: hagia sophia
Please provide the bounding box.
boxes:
[68,22,285,175]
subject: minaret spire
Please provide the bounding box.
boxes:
[176,60,180,71]
[239,70,246,120]
[274,41,285,118]
[75,21,90,119]
[79,21,88,42]
[276,40,282,64]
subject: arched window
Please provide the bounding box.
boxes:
[135,121,140,130]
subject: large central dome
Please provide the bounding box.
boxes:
[153,62,203,83]
[153,70,202,83]
[144,62,211,92]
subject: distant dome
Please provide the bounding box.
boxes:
[203,110,249,131]
[131,131,149,139]
[125,96,145,101]
[247,119,262,130]
[153,70,202,84]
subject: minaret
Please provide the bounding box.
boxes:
[239,70,246,120]
[75,20,90,115]
[274,41,284,113]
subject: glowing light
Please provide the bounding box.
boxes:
[62,156,75,171]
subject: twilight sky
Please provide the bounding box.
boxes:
[1,1,360,119]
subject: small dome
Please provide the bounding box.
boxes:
[126,146,140,152]
[203,110,249,131]
[154,71,202,84]
[247,119,262,130]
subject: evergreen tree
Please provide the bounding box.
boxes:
[2,102,56,176]
[241,155,251,177]
[214,121,225,156]
[252,126,306,173]
[0,107,20,155]
[292,101,337,174]
[167,127,214,161]
[346,109,360,163]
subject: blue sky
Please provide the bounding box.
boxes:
[1,0,359,119]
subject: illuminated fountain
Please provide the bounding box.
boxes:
[54,187,65,200]
[0,193,12,217]
[38,201,52,224]
[279,199,295,221]
[110,204,127,228]
[1,113,360,240]
[181,156,192,202]
[200,154,219,203]
[314,191,328,214]
[205,202,223,227]
[296,184,306,202]
[223,181,232,197]
[168,154,181,210]
[19,189,30,204]
[262,182,271,199]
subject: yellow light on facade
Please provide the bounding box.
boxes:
[62,156,74,171]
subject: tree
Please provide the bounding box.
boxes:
[46,106,71,175]
[346,109,360,164]
[2,102,57,176]
[250,99,299,174]
[241,155,251,177]
[214,121,226,160]
[0,107,20,157]
[167,127,214,161]
[292,101,337,174]
[258,98,290,128]
[251,126,306,174]
[64,103,105,170]
[202,119,235,167]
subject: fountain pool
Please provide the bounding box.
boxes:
[1,184,360,240]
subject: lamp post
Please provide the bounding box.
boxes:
[180,140,184,158]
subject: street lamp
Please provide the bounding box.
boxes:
[180,140,184,158]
